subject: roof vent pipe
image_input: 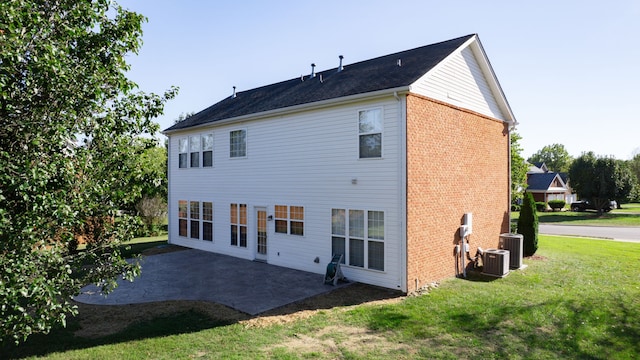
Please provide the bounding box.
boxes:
[397,59,402,67]
[338,55,344,72]
[311,63,316,78]
[232,86,236,98]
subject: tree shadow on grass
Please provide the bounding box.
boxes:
[1,283,403,359]
[2,309,233,359]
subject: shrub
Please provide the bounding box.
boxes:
[535,202,547,212]
[517,192,539,256]
[135,195,167,236]
[548,200,566,211]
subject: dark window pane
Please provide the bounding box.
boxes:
[179,153,188,168]
[239,226,247,247]
[190,220,199,239]
[203,222,213,241]
[368,241,384,271]
[349,238,364,267]
[275,220,287,234]
[290,221,304,236]
[359,134,381,158]
[203,151,213,167]
[179,219,187,237]
[190,152,199,167]
[231,225,237,246]
[332,236,346,264]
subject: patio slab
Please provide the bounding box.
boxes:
[74,249,349,315]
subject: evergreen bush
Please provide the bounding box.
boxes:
[517,192,539,256]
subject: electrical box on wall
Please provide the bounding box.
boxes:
[463,212,473,234]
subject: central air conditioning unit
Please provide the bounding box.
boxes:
[482,249,510,277]
[499,233,524,269]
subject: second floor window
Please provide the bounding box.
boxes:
[178,139,188,168]
[230,129,246,158]
[358,109,382,158]
[190,135,200,167]
[202,134,213,167]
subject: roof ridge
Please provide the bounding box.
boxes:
[165,34,476,132]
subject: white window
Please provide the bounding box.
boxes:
[331,208,384,270]
[202,202,213,241]
[178,139,188,168]
[189,135,200,167]
[190,201,200,239]
[178,200,188,236]
[230,203,247,247]
[275,205,304,236]
[230,129,246,158]
[358,109,382,158]
[202,134,213,167]
[331,209,346,264]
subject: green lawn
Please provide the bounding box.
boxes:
[512,202,640,227]
[119,234,169,258]
[4,235,640,359]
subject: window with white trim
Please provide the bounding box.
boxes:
[202,134,213,167]
[178,200,188,236]
[230,129,246,158]
[230,203,247,247]
[190,201,200,239]
[189,135,200,168]
[358,109,382,158]
[275,205,304,236]
[178,139,188,168]
[331,208,384,270]
[202,201,213,241]
[331,209,346,264]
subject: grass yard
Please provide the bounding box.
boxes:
[3,235,639,359]
[512,202,640,227]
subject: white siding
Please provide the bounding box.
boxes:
[412,46,506,121]
[168,97,404,290]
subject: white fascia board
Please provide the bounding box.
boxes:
[163,86,410,135]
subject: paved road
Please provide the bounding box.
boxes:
[539,224,640,243]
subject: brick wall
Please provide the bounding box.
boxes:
[406,94,510,293]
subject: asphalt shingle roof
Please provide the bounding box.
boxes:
[527,173,562,191]
[165,34,475,132]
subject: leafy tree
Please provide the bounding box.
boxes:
[127,143,168,207]
[510,132,528,206]
[527,143,573,173]
[568,152,636,214]
[0,0,176,344]
[517,192,538,256]
[614,160,638,206]
[629,154,640,202]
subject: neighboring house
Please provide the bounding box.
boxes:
[163,34,516,293]
[526,162,575,204]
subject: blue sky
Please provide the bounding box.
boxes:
[120,0,640,160]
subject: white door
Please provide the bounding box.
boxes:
[255,207,268,262]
